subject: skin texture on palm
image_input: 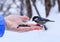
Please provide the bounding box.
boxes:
[5,15,42,32]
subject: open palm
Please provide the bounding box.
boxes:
[5,15,42,32]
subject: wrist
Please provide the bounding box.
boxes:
[4,17,7,30]
[4,17,18,31]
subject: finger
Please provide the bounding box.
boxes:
[16,26,43,32]
[30,26,43,30]
[16,27,32,32]
[20,16,29,21]
[27,24,41,26]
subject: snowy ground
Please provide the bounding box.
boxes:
[0,1,60,42]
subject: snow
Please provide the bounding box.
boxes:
[0,1,60,42]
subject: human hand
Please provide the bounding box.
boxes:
[5,15,42,32]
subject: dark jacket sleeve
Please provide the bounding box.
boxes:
[0,16,5,37]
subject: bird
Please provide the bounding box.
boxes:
[32,16,54,30]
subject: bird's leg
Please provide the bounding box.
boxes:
[43,25,47,30]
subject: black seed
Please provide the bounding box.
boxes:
[17,24,30,28]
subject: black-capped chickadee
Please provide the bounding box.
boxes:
[32,16,54,30]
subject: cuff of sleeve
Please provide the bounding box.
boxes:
[0,16,5,37]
